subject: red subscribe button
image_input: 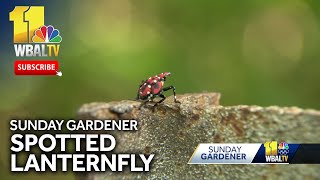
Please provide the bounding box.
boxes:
[14,60,59,75]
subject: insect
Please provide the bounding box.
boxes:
[136,72,180,109]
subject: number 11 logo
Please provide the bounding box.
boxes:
[9,6,44,43]
[264,141,278,156]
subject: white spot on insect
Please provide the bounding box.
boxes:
[144,83,147,85]
[148,77,151,79]
[175,95,177,99]
[148,85,151,88]
[153,80,157,83]
[140,92,142,94]
[147,91,150,94]
[157,77,160,79]
[148,95,153,100]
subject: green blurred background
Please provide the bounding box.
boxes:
[1,0,320,179]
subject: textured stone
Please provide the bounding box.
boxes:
[77,93,320,180]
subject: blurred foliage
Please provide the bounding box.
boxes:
[1,0,320,179]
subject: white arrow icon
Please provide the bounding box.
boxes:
[56,71,62,77]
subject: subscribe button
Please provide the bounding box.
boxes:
[14,60,59,75]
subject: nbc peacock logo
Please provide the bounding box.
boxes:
[32,25,62,43]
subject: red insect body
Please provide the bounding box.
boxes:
[136,72,179,108]
[138,72,169,100]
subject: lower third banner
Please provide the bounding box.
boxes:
[188,141,320,164]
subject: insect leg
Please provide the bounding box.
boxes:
[153,94,166,107]
[135,94,140,100]
[151,94,166,112]
[162,85,180,103]
[138,100,148,109]
[138,95,154,110]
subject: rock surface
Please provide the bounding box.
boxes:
[77,93,320,180]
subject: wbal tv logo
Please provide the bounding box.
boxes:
[10,6,62,57]
[10,6,62,76]
[264,141,289,163]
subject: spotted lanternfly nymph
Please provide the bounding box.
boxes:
[136,72,180,108]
